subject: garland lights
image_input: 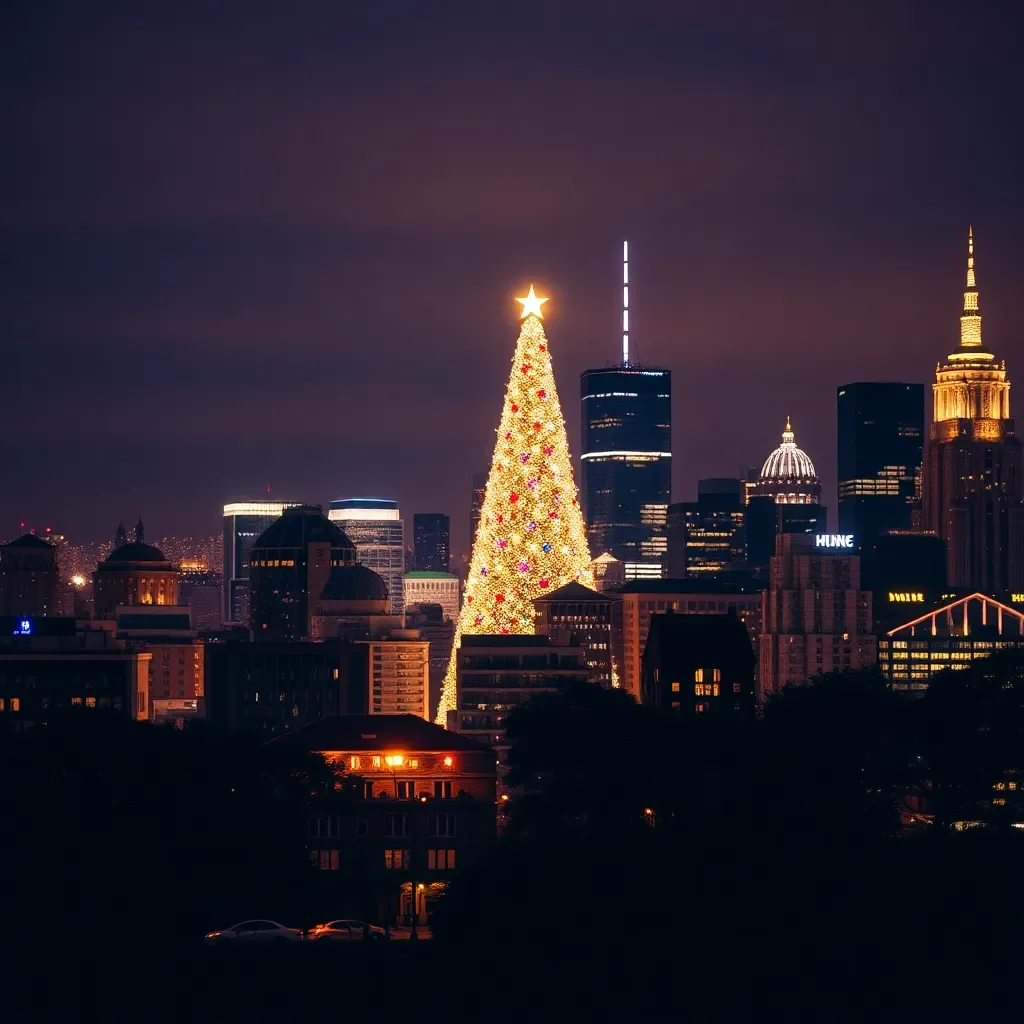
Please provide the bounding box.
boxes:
[436,286,595,724]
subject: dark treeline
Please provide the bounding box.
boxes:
[3,656,1024,1017]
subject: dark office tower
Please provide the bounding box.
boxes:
[470,472,487,546]
[666,479,746,577]
[837,383,924,541]
[249,505,357,641]
[923,229,1024,591]
[222,500,302,625]
[0,534,59,617]
[413,514,450,573]
[580,243,671,579]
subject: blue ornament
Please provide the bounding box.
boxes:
[542,543,551,553]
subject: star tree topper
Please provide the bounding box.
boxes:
[516,284,548,319]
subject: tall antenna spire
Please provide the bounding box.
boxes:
[622,240,629,366]
[960,225,982,348]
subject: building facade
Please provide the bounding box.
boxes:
[641,610,756,717]
[402,571,459,623]
[222,500,302,625]
[113,605,204,703]
[270,715,496,927]
[837,382,924,541]
[0,534,60,617]
[328,499,407,616]
[759,533,876,696]
[666,478,746,577]
[879,592,1024,695]
[533,581,615,688]
[413,514,450,573]
[618,579,764,700]
[580,366,671,578]
[923,229,1023,592]
[93,539,180,619]
[358,629,430,719]
[249,505,357,641]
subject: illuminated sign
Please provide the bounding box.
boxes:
[889,592,924,603]
[13,619,32,635]
[1012,594,1024,604]
[814,534,854,549]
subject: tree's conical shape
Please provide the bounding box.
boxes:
[436,307,594,723]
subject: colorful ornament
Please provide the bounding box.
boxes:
[518,560,530,573]
[497,539,508,549]
[496,594,505,604]
[542,542,552,552]
[539,579,550,588]
[520,453,530,464]
[480,567,488,576]
[474,615,483,626]
[543,445,554,456]
[528,478,538,490]
[511,403,519,412]
[533,421,542,431]
[528,521,538,531]
[521,364,531,374]
[537,389,546,399]
[509,492,519,503]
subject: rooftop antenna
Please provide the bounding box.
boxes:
[622,240,630,367]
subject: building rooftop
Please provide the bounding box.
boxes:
[534,581,612,603]
[3,533,54,549]
[252,505,355,552]
[461,634,557,648]
[267,714,490,753]
[614,578,766,596]
[321,563,389,602]
[403,571,459,580]
[102,542,170,565]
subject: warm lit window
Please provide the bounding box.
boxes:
[384,849,410,870]
[694,668,704,683]
[712,684,720,697]
[671,682,680,693]
[0,698,4,711]
[994,782,1006,791]
[371,756,382,769]
[992,798,1007,807]
[428,849,456,870]
[671,702,680,710]
[71,696,82,705]
[85,697,96,708]
[1009,782,1018,791]
[713,669,721,683]
[10,698,19,712]
[350,755,362,770]
[733,683,741,694]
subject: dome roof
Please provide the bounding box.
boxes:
[321,563,389,603]
[252,504,356,552]
[759,417,818,483]
[105,542,169,564]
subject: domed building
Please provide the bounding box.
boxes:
[93,533,179,619]
[249,505,357,640]
[311,563,394,640]
[752,417,821,505]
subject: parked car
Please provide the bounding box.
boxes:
[307,919,386,941]
[204,920,305,944]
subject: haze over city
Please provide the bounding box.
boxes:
[4,1,1022,554]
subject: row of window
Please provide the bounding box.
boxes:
[310,847,458,872]
[309,809,457,838]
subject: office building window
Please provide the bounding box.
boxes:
[428,849,456,870]
[384,849,410,870]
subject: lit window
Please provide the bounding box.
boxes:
[671,682,680,693]
[10,698,19,712]
[671,701,680,710]
[71,696,82,705]
[694,668,704,683]
[85,697,96,708]
[713,669,721,683]
[712,684,720,697]
[384,849,410,870]
[350,755,361,770]
[733,683,741,694]
[0,698,4,710]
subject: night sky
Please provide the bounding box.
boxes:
[3,1,1022,560]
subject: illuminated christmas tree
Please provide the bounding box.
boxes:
[436,286,595,723]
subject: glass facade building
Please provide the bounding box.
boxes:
[837,382,924,541]
[328,498,406,616]
[666,479,746,577]
[413,513,450,573]
[222,500,301,625]
[580,367,671,578]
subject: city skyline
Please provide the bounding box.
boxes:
[4,3,1023,559]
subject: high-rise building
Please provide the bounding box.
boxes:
[402,571,460,623]
[666,478,746,577]
[470,472,487,549]
[580,243,671,579]
[533,581,615,688]
[923,229,1023,591]
[0,534,59,617]
[357,629,430,719]
[413,513,450,572]
[759,533,876,696]
[249,505,357,640]
[222,500,301,625]
[328,498,407,616]
[837,383,924,541]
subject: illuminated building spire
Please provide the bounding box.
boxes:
[960,225,982,348]
[782,415,794,444]
[622,240,630,366]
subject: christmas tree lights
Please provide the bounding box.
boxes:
[436,287,594,724]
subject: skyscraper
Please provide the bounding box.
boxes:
[413,513,450,572]
[923,229,1023,591]
[837,383,924,541]
[580,243,671,578]
[222,500,301,625]
[666,478,746,577]
[328,498,407,615]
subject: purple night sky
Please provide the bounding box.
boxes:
[3,1,1022,559]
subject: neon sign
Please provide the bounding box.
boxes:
[815,535,854,549]
[1012,594,1024,603]
[889,592,924,603]
[13,619,32,635]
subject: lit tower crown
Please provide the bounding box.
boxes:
[933,227,1010,424]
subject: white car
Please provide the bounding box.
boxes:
[307,919,386,941]
[204,920,305,944]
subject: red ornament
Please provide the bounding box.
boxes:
[543,445,554,456]
[539,579,550,589]
[533,421,542,431]
[500,628,509,635]
[539,344,546,351]
[511,403,519,413]
[496,594,505,603]
[521,364,531,374]
[505,431,511,439]
[509,492,519,503]
[549,511,559,519]
[537,389,546,399]
[497,514,504,523]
